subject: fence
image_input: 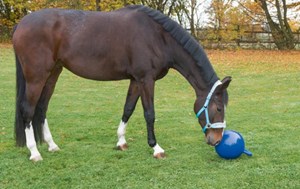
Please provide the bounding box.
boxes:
[238,31,300,50]
[197,29,300,50]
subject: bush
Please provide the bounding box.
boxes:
[0,25,13,43]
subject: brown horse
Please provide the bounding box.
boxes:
[13,5,231,162]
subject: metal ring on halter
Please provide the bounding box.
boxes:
[196,80,226,133]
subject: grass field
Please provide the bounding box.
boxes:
[1,44,299,188]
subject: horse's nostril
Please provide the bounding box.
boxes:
[206,135,221,146]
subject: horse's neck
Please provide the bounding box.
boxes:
[172,46,218,97]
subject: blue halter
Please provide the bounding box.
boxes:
[196,80,226,133]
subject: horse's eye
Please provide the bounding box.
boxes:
[217,107,222,112]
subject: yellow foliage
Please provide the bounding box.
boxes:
[288,20,300,32]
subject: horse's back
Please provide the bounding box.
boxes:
[13,9,87,48]
[13,7,171,81]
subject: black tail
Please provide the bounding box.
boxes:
[14,25,45,146]
[15,48,27,147]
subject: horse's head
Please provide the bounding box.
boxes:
[194,77,231,146]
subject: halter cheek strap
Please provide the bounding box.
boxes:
[196,80,226,133]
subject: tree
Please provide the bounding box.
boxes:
[205,0,248,47]
[140,0,178,16]
[178,0,205,39]
[0,0,29,27]
[0,0,32,41]
[140,0,208,40]
[96,0,101,11]
[255,0,295,50]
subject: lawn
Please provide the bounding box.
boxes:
[1,44,299,188]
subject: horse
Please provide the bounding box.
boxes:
[12,5,231,162]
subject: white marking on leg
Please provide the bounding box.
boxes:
[43,119,60,152]
[117,121,127,147]
[153,143,165,156]
[25,122,43,161]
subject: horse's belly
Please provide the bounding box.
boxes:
[62,59,129,81]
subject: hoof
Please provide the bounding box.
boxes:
[48,146,60,152]
[116,144,128,151]
[30,155,43,162]
[154,152,166,159]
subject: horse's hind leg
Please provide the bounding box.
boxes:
[116,80,140,150]
[25,123,42,161]
[23,81,48,161]
[37,65,63,152]
[15,49,57,161]
[23,65,61,161]
[43,119,59,152]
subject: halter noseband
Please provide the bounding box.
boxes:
[196,80,226,133]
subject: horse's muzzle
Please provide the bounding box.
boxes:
[205,128,224,146]
[206,137,221,146]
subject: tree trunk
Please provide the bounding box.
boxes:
[96,0,101,11]
[258,0,295,50]
[189,0,196,38]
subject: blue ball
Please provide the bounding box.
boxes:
[215,130,252,159]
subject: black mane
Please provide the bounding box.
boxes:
[128,5,218,86]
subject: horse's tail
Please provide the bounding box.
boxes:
[15,43,27,147]
[14,24,44,146]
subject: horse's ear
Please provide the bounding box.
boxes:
[221,76,232,90]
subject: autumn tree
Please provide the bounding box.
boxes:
[0,0,29,28]
[0,0,30,41]
[239,0,299,49]
[96,0,101,10]
[205,0,248,47]
[255,0,295,50]
[175,0,206,39]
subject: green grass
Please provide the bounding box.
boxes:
[1,45,299,188]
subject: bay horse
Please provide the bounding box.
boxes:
[13,5,231,162]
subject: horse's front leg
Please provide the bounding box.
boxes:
[140,79,165,159]
[116,80,140,150]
